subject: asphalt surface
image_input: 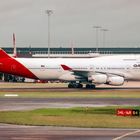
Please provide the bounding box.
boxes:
[0,97,140,111]
[0,83,140,110]
[1,83,140,140]
[1,86,140,92]
[0,124,140,140]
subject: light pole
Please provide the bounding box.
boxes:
[45,10,53,58]
[101,29,109,48]
[93,26,101,52]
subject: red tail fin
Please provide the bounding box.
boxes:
[0,49,11,58]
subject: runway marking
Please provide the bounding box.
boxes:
[4,94,19,97]
[113,129,140,140]
[13,138,39,140]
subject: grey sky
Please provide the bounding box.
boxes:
[0,0,140,48]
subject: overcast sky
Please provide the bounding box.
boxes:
[0,0,140,48]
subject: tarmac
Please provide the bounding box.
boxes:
[0,124,140,140]
[0,82,140,140]
[0,97,140,111]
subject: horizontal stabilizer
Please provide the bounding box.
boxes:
[0,49,11,58]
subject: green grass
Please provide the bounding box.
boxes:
[1,91,140,98]
[0,106,140,128]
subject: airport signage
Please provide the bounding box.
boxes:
[116,109,139,116]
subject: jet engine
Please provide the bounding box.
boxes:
[106,76,124,86]
[59,73,83,81]
[90,74,107,84]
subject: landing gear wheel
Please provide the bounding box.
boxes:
[68,83,74,88]
[86,84,91,89]
[77,83,83,88]
[90,84,95,89]
[68,83,83,88]
[86,84,96,89]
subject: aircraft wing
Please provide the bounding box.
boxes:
[61,64,125,78]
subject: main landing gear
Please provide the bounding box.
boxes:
[68,83,83,88]
[85,84,96,89]
[68,83,96,89]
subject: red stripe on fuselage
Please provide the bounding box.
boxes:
[0,57,38,79]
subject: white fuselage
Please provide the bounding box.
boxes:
[16,54,140,81]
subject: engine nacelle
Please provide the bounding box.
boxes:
[106,76,124,86]
[90,74,107,84]
[59,73,81,81]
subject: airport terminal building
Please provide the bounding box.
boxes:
[2,47,140,58]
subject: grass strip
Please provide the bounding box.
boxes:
[1,91,140,98]
[0,106,140,128]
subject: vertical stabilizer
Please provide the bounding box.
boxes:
[0,49,11,58]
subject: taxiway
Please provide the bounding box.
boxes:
[0,124,140,140]
[0,82,140,139]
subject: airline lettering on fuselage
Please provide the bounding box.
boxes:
[133,64,140,67]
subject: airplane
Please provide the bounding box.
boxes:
[0,48,140,89]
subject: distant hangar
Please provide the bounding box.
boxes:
[2,47,140,58]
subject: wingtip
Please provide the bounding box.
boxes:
[61,64,72,71]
